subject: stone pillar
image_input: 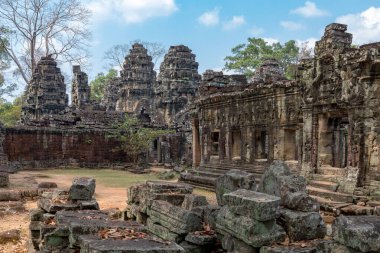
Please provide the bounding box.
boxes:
[300,108,314,176]
[225,128,232,162]
[192,119,201,168]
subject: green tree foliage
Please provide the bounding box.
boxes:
[0,96,22,127]
[224,38,300,78]
[109,115,173,164]
[89,69,118,102]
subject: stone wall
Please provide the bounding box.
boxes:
[3,127,129,168]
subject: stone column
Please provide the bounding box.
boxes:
[300,107,314,176]
[191,119,201,168]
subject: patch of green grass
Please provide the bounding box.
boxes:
[42,168,163,188]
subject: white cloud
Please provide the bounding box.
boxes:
[198,8,220,27]
[336,7,380,45]
[88,0,178,24]
[263,38,279,45]
[223,16,246,30]
[280,21,305,31]
[291,1,329,18]
[249,26,264,36]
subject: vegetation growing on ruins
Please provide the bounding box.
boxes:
[89,69,118,101]
[224,38,309,78]
[109,115,174,165]
[0,96,22,127]
[0,0,91,84]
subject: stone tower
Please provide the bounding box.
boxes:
[155,45,201,127]
[22,56,68,122]
[71,65,90,109]
[116,43,156,115]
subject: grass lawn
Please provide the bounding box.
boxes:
[40,168,166,188]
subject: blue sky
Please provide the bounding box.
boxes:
[86,0,380,79]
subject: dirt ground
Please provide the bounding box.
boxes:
[0,170,216,253]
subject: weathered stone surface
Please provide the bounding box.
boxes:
[0,189,21,201]
[191,205,220,230]
[220,233,259,253]
[215,169,256,205]
[30,209,45,221]
[71,65,91,109]
[216,206,286,247]
[69,177,96,200]
[148,200,203,235]
[332,215,380,252]
[283,191,320,212]
[278,209,326,242]
[223,189,280,221]
[0,172,9,188]
[79,234,185,253]
[37,198,78,213]
[185,233,217,246]
[258,161,307,203]
[147,218,184,243]
[181,194,208,210]
[260,245,317,253]
[315,240,361,253]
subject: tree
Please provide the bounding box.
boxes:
[0,96,22,127]
[224,38,299,78]
[0,29,16,100]
[89,69,118,102]
[0,0,91,84]
[104,40,166,70]
[109,115,173,165]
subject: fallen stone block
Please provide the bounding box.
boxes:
[278,209,326,242]
[0,229,20,244]
[258,161,307,203]
[283,191,320,212]
[185,233,217,246]
[223,189,280,221]
[181,194,208,210]
[148,200,203,235]
[147,218,184,243]
[78,234,185,253]
[192,205,220,230]
[260,245,317,253]
[179,241,210,253]
[216,206,286,248]
[30,209,45,222]
[0,172,9,188]
[215,169,256,205]
[69,177,96,200]
[221,233,259,253]
[0,189,21,201]
[332,215,380,252]
[315,240,361,253]
[37,198,79,213]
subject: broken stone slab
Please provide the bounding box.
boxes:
[258,161,307,203]
[69,177,96,200]
[223,189,280,221]
[283,191,320,212]
[37,198,79,213]
[185,233,217,246]
[216,206,286,248]
[30,209,45,221]
[38,182,58,189]
[147,200,203,235]
[179,241,211,253]
[215,169,256,205]
[278,209,326,242]
[78,234,185,253]
[147,218,184,243]
[181,194,208,210]
[220,233,259,253]
[315,240,361,253]
[0,172,9,188]
[332,215,380,252]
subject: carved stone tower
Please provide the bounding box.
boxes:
[71,65,90,109]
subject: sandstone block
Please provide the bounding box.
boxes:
[181,194,208,210]
[278,209,326,242]
[216,206,286,247]
[223,189,280,221]
[69,177,96,200]
[332,215,380,252]
[0,189,21,201]
[283,191,320,212]
[148,200,203,235]
[215,169,256,205]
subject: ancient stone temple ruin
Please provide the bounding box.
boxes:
[71,65,91,109]
[116,43,156,115]
[21,55,68,122]
[154,45,201,127]
[182,23,380,203]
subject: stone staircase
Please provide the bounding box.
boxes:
[180,161,268,190]
[307,166,354,203]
